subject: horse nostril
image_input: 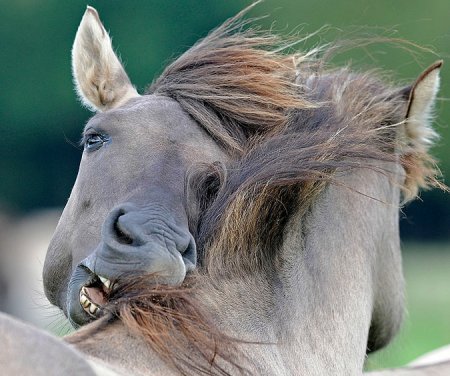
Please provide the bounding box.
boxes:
[113,213,133,245]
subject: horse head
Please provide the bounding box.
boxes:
[43,8,228,326]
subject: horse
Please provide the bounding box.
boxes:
[3,4,450,375]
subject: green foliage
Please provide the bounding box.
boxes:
[1,1,449,239]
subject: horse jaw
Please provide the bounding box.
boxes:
[72,6,139,112]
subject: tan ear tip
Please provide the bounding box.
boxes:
[85,6,101,23]
[433,60,443,69]
[428,60,443,73]
[86,6,98,15]
[82,6,104,35]
[412,60,443,91]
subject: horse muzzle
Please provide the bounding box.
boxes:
[66,202,196,327]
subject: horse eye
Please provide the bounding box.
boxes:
[84,134,106,151]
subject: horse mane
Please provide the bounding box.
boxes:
[147,4,317,156]
[194,68,437,276]
[69,5,441,375]
[147,5,439,274]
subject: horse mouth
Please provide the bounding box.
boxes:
[79,274,112,317]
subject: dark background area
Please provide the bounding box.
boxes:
[1,0,449,241]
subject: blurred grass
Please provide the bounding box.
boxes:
[366,243,450,370]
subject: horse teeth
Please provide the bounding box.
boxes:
[80,294,89,307]
[99,275,111,289]
[88,303,98,314]
[79,288,99,315]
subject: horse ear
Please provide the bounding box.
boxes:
[72,6,139,112]
[400,61,442,200]
[403,61,442,149]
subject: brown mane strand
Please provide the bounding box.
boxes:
[67,274,252,376]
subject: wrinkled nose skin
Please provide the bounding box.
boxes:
[87,203,196,280]
[67,203,196,327]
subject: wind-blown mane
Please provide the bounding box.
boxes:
[195,69,432,276]
[69,7,441,376]
[147,6,316,155]
[147,8,439,276]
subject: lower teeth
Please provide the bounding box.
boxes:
[88,304,98,314]
[80,287,100,316]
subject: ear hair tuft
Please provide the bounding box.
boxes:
[401,61,443,201]
[71,6,139,112]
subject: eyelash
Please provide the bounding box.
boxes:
[81,133,109,151]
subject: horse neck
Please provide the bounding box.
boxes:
[202,167,404,375]
[70,169,404,376]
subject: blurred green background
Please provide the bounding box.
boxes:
[0,0,448,371]
[366,244,450,370]
[1,0,449,239]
